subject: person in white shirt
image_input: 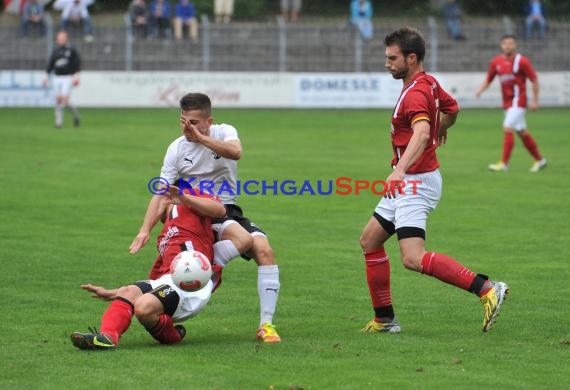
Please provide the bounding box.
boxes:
[130,93,282,343]
[54,0,94,42]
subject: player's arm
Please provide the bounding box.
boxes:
[165,186,226,218]
[385,119,430,198]
[81,283,118,301]
[438,112,458,145]
[530,79,539,111]
[475,61,496,97]
[129,195,167,254]
[71,49,81,86]
[43,53,56,87]
[182,119,242,160]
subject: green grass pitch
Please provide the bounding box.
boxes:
[0,107,568,389]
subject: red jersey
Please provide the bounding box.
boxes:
[486,53,537,109]
[149,193,218,279]
[391,72,459,174]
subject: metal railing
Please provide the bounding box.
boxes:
[2,16,569,73]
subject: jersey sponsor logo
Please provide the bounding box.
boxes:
[158,226,179,256]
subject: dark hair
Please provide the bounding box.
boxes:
[501,34,517,41]
[179,93,212,117]
[384,27,426,63]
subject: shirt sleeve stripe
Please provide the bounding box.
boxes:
[411,116,430,124]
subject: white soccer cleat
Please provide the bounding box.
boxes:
[488,161,508,172]
[529,158,547,173]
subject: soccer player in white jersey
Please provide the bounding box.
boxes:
[130,93,281,343]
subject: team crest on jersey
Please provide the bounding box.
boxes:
[211,151,221,160]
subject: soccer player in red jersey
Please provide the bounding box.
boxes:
[476,35,547,173]
[70,186,227,350]
[360,27,508,334]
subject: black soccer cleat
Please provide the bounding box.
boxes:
[175,325,186,341]
[70,331,116,350]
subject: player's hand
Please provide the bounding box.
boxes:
[164,185,184,204]
[129,231,150,254]
[42,78,48,88]
[180,118,203,143]
[384,170,406,199]
[81,284,116,300]
[529,101,539,111]
[72,78,80,87]
[438,127,448,145]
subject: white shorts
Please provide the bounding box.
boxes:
[149,274,212,322]
[53,75,73,97]
[503,107,527,131]
[214,0,234,14]
[374,169,442,231]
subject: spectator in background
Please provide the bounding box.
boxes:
[525,0,546,39]
[129,0,149,39]
[281,0,301,23]
[214,0,234,24]
[442,0,466,40]
[174,0,198,43]
[54,0,94,42]
[21,0,46,37]
[149,0,172,39]
[350,0,373,40]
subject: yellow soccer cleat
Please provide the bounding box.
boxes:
[480,281,509,332]
[360,318,401,333]
[488,161,508,172]
[256,323,281,343]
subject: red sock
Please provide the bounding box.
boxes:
[100,298,134,345]
[147,314,182,344]
[421,252,476,292]
[502,132,515,164]
[364,248,392,319]
[520,132,543,161]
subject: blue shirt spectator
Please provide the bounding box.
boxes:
[350,0,373,40]
[174,0,198,42]
[524,0,546,39]
[442,0,466,40]
[21,0,47,37]
[150,0,172,39]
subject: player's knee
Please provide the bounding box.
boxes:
[134,298,159,325]
[401,254,422,272]
[116,285,140,302]
[252,239,275,265]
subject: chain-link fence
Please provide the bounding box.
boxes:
[1,15,568,73]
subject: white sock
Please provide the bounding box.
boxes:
[213,240,240,267]
[258,265,280,325]
[55,104,63,126]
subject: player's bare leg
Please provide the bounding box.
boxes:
[518,129,547,172]
[249,235,281,342]
[135,292,186,344]
[398,236,509,332]
[360,216,400,333]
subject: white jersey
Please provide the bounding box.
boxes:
[160,124,239,204]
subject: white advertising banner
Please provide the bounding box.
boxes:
[1,70,568,108]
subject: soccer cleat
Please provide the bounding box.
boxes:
[360,318,401,333]
[488,161,508,172]
[70,331,116,350]
[175,325,186,341]
[529,158,547,173]
[73,117,80,128]
[256,323,281,343]
[480,281,509,332]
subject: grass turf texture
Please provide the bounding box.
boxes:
[0,107,568,389]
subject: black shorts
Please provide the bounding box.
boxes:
[134,281,180,317]
[214,204,265,260]
[215,204,266,235]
